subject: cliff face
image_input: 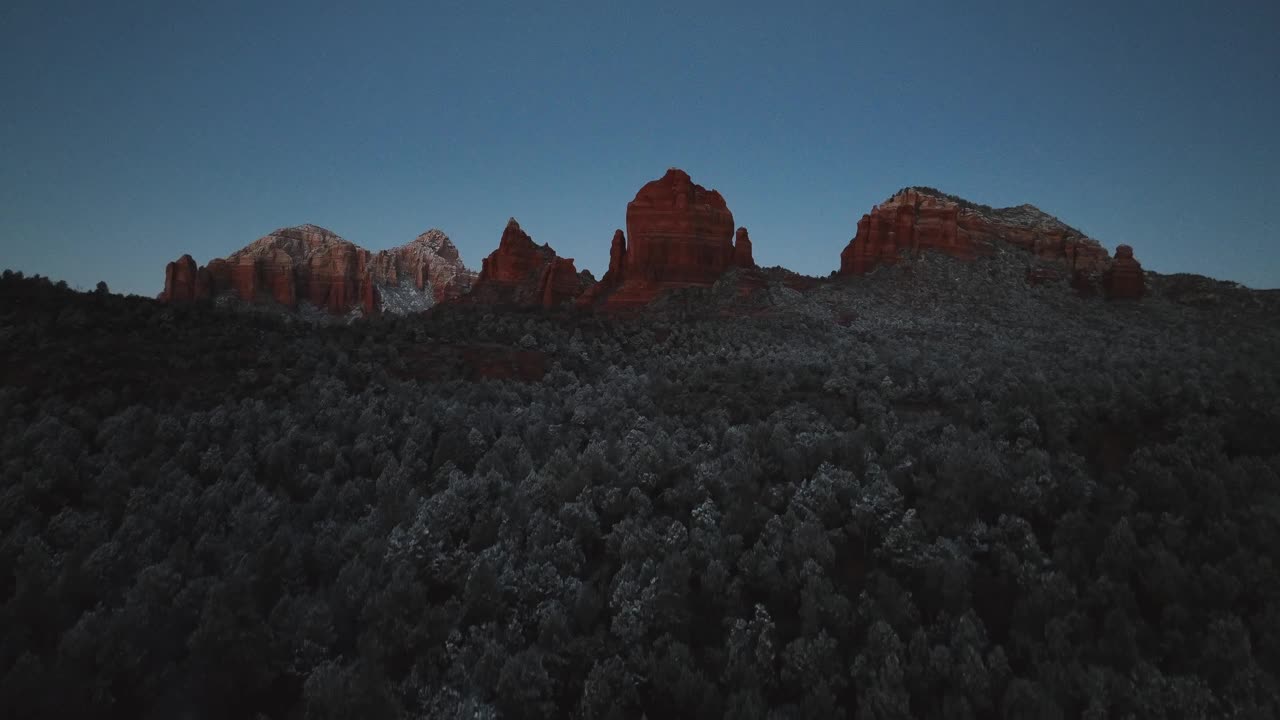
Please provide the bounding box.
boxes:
[581,168,759,309]
[839,188,1114,279]
[466,219,591,308]
[160,224,478,316]
[160,255,204,303]
[370,229,476,303]
[160,225,379,315]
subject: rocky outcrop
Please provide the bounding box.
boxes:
[370,229,476,303]
[840,188,1113,278]
[605,229,628,282]
[466,219,589,307]
[1103,245,1146,300]
[580,168,742,309]
[161,224,482,316]
[160,254,206,303]
[212,225,377,314]
[161,225,404,316]
[539,258,591,308]
[733,227,756,268]
[577,230,628,307]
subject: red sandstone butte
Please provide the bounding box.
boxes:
[235,225,377,314]
[1102,244,1146,300]
[370,229,476,302]
[160,225,378,314]
[160,224,478,316]
[840,188,1113,278]
[160,254,203,303]
[467,218,590,308]
[581,168,752,308]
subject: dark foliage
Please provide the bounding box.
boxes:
[2,258,1279,719]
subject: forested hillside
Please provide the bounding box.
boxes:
[2,256,1279,719]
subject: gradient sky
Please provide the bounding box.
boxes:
[2,0,1277,294]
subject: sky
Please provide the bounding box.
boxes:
[2,0,1278,294]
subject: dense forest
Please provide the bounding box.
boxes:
[2,250,1279,719]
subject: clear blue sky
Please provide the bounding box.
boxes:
[2,0,1277,294]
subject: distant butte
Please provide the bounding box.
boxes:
[841,188,1110,276]
[579,168,760,309]
[839,187,1144,298]
[159,225,474,315]
[159,171,1149,316]
[370,228,476,304]
[466,218,593,308]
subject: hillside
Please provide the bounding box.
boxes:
[2,257,1279,718]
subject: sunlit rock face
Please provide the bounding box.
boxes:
[840,188,1113,278]
[370,229,476,305]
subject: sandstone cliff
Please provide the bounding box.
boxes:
[839,188,1114,279]
[465,219,592,308]
[370,229,476,303]
[580,168,759,309]
[160,224,475,316]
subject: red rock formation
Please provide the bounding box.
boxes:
[297,240,374,314]
[1103,245,1146,300]
[159,223,483,316]
[478,219,556,286]
[536,258,584,308]
[624,168,735,284]
[841,191,968,274]
[605,229,627,281]
[840,188,1113,277]
[204,258,232,292]
[360,274,380,315]
[733,227,756,268]
[577,230,628,307]
[466,218,589,307]
[159,224,390,316]
[160,254,204,302]
[230,248,296,307]
[582,168,738,308]
[369,229,476,302]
